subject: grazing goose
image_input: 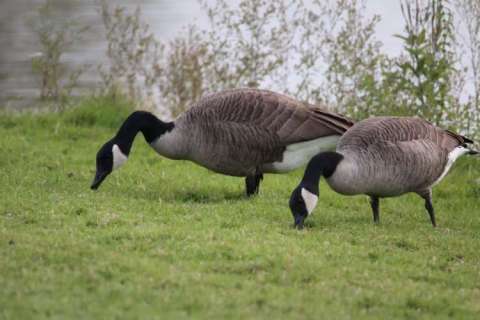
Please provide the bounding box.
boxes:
[289,117,478,229]
[91,88,354,196]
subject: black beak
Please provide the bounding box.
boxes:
[294,216,305,230]
[90,171,109,190]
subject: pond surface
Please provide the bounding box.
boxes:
[0,0,406,110]
[0,0,206,108]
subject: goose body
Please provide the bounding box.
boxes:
[290,117,478,228]
[91,88,354,195]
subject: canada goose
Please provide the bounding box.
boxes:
[91,88,354,196]
[289,117,478,229]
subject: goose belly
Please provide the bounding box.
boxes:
[327,168,412,197]
[263,135,341,173]
[185,143,261,177]
[326,156,420,197]
[189,154,254,176]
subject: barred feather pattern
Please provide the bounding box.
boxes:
[328,117,473,197]
[174,88,354,176]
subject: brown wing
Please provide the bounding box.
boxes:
[183,88,354,145]
[339,116,473,153]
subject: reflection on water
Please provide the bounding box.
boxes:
[0,0,205,108]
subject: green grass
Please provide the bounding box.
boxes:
[1,98,480,319]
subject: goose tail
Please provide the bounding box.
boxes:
[449,130,478,155]
[310,108,355,134]
[460,136,478,156]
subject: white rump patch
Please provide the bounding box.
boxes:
[269,135,340,173]
[112,144,128,170]
[432,146,469,186]
[301,188,318,215]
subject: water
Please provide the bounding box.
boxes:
[0,0,206,108]
[0,0,409,110]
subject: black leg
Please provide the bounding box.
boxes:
[419,190,436,227]
[245,174,263,197]
[425,199,436,227]
[369,196,380,224]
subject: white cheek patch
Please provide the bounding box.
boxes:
[301,188,318,215]
[112,144,128,170]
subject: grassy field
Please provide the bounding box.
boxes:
[1,98,479,319]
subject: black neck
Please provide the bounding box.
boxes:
[300,151,343,194]
[114,111,174,155]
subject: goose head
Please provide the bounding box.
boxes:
[289,186,318,229]
[91,139,128,190]
[288,151,343,229]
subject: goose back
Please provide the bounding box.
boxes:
[338,117,470,152]
[172,88,354,176]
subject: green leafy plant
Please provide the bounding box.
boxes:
[99,0,165,109]
[199,0,296,90]
[28,0,89,108]
[391,0,457,125]
[454,0,480,139]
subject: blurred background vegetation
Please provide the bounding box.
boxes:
[0,0,479,139]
